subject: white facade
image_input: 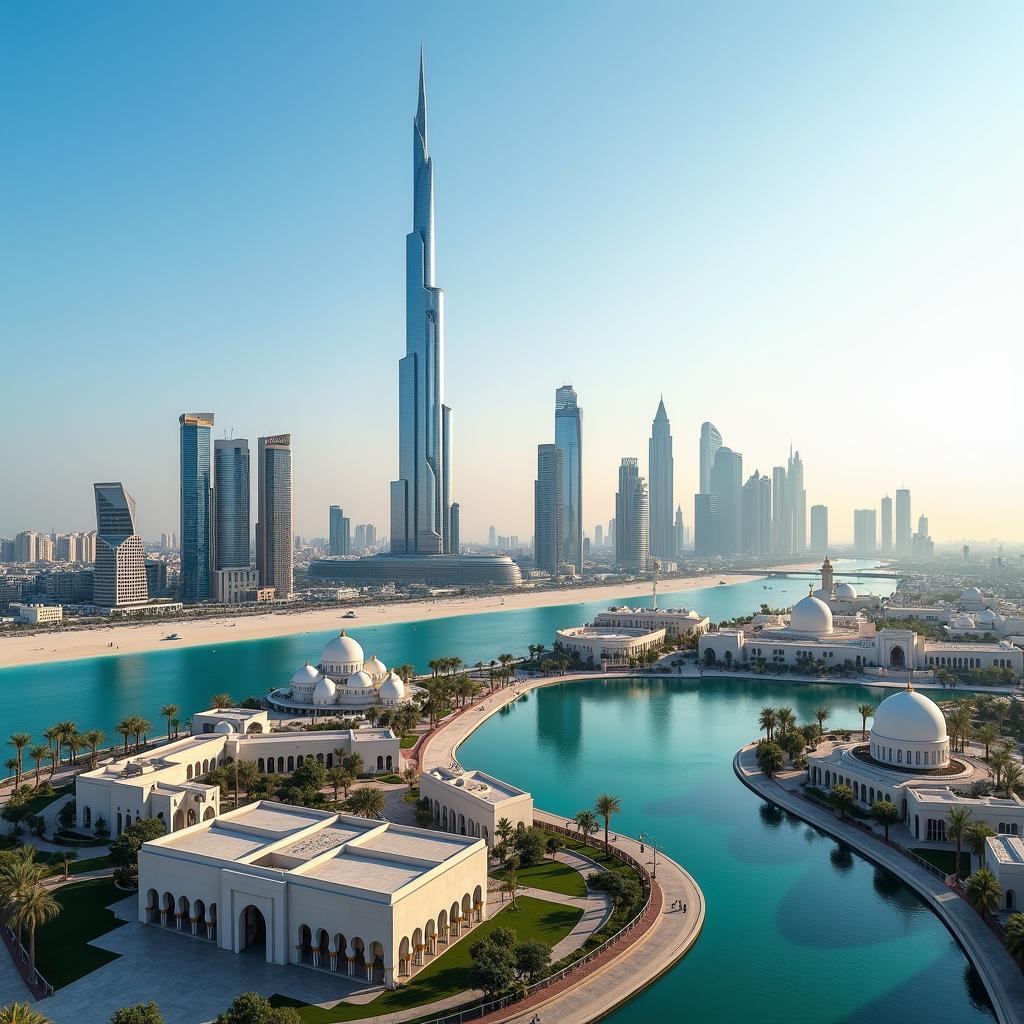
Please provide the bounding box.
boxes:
[12,603,63,625]
[211,567,260,604]
[555,625,665,668]
[593,605,709,637]
[988,835,1024,913]
[419,767,533,847]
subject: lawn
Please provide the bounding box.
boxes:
[270,895,581,1024]
[400,736,418,749]
[541,831,638,882]
[34,877,125,988]
[910,847,972,877]
[19,782,74,816]
[40,853,112,878]
[492,858,587,898]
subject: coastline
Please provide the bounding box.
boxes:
[0,573,763,670]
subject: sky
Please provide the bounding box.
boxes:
[2,1,1022,545]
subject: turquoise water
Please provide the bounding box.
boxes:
[457,676,995,1023]
[0,560,888,752]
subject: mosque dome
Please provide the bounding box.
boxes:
[788,593,833,636]
[872,688,947,745]
[961,587,984,610]
[834,582,858,599]
[290,663,319,692]
[950,614,975,629]
[976,608,997,626]
[364,655,387,679]
[319,631,364,668]
[312,675,337,704]
[378,671,405,702]
[214,721,235,734]
[347,670,374,689]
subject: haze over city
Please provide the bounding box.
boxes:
[2,1,1022,543]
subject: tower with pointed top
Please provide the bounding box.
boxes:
[648,398,674,560]
[554,385,582,573]
[391,52,454,555]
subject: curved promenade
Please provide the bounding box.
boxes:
[418,672,705,1024]
[734,743,1024,1024]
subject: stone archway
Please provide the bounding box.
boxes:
[241,905,268,958]
[890,645,905,669]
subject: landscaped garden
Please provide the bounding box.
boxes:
[910,847,972,878]
[491,856,587,898]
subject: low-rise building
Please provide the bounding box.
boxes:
[419,766,533,846]
[555,625,666,669]
[11,602,63,625]
[593,605,709,637]
[988,835,1024,913]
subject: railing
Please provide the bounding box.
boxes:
[414,820,654,1024]
[3,924,54,998]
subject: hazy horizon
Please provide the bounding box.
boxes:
[2,3,1021,545]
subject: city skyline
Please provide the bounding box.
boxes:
[2,6,1022,543]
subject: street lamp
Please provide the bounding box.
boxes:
[639,832,658,879]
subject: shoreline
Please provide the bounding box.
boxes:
[0,574,764,670]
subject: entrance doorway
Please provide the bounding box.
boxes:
[241,905,268,959]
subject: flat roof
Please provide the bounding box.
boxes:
[276,822,373,861]
[165,826,270,860]
[989,835,1024,866]
[425,767,527,802]
[359,829,471,862]
[303,852,422,893]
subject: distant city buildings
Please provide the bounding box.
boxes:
[741,471,771,556]
[695,421,722,555]
[93,482,148,611]
[179,412,214,603]
[880,494,893,555]
[853,508,878,556]
[698,421,722,495]
[534,443,563,574]
[256,434,293,599]
[615,458,649,572]
[810,504,828,555]
[554,385,582,573]
[329,506,351,556]
[648,399,674,561]
[709,447,742,554]
[673,505,685,558]
[896,488,912,556]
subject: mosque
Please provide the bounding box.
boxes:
[267,631,419,716]
[813,558,883,613]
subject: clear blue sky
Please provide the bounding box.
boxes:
[2,1,1021,543]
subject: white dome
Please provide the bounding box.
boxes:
[319,631,364,666]
[214,720,235,734]
[364,655,387,678]
[950,614,975,629]
[788,594,833,636]
[312,675,337,702]
[976,608,997,625]
[291,663,319,689]
[347,670,374,689]
[378,670,405,701]
[871,689,947,744]
[962,587,983,601]
[834,582,857,599]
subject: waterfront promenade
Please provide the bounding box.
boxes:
[734,743,1024,1024]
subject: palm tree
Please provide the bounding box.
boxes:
[545,836,561,860]
[64,730,81,767]
[131,718,152,752]
[54,722,77,766]
[1005,912,1024,965]
[946,806,972,883]
[965,821,996,868]
[975,722,1000,761]
[990,750,1011,788]
[964,867,1001,919]
[81,730,105,769]
[347,787,386,818]
[210,693,233,711]
[594,794,622,849]
[496,817,513,846]
[42,727,59,766]
[1001,762,1023,798]
[857,704,875,741]
[327,766,349,801]
[340,751,363,779]
[236,761,261,803]
[758,707,777,741]
[28,746,50,787]
[8,734,31,788]
[5,758,18,781]
[0,1002,53,1024]
[160,705,180,741]
[0,848,45,909]
[116,719,133,755]
[776,706,796,736]
[9,883,61,977]
[396,664,416,685]
[364,707,382,728]
[573,809,599,844]
[813,707,830,736]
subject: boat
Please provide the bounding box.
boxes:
[162,633,182,641]
[343,611,356,619]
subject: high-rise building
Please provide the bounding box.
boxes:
[895,488,912,556]
[710,447,742,554]
[78,531,96,563]
[534,443,563,573]
[698,422,722,496]
[880,495,893,555]
[787,448,806,554]
[14,530,38,564]
[159,532,174,551]
[256,434,293,598]
[854,508,877,556]
[770,465,788,555]
[810,504,828,555]
[449,503,460,554]
[693,494,718,556]
[179,412,214,604]
[93,482,148,610]
[594,524,603,548]
[607,518,616,551]
[488,526,497,548]
[554,385,582,573]
[391,54,455,556]
[55,534,77,562]
[213,439,250,570]
[673,505,685,557]
[36,535,53,562]
[741,471,771,556]
[648,399,674,560]
[329,506,350,556]
[615,458,649,572]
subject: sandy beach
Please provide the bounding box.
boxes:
[0,573,766,670]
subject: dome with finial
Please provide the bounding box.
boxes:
[788,589,833,637]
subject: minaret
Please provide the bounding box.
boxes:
[820,556,833,597]
[391,50,453,555]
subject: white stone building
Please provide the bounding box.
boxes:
[987,835,1024,913]
[592,605,709,637]
[419,767,533,847]
[137,801,487,989]
[555,625,666,668]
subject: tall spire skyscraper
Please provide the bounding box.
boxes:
[648,399,674,560]
[391,52,454,556]
[554,385,582,573]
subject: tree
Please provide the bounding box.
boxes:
[495,817,513,846]
[545,836,561,860]
[1005,912,1024,965]
[131,718,152,752]
[869,800,900,840]
[776,706,796,735]
[501,853,521,908]
[573,810,598,843]
[115,719,132,755]
[758,707,777,741]
[214,993,302,1024]
[235,761,262,803]
[110,818,166,886]
[587,870,641,909]
[829,784,854,821]
[110,1003,164,1024]
[779,731,804,764]
[8,884,60,976]
[594,794,622,849]
[0,1004,53,1024]
[160,705,180,742]
[756,741,785,778]
[347,787,386,818]
[813,707,830,735]
[468,938,519,999]
[1001,761,1023,798]
[514,939,551,982]
[28,746,50,787]
[402,765,418,791]
[964,867,1001,918]
[291,759,328,798]
[6,735,30,791]
[210,694,233,711]
[946,806,972,883]
[857,704,876,741]
[340,751,363,779]
[82,730,105,769]
[513,827,547,867]
[975,722,1000,761]
[965,821,996,868]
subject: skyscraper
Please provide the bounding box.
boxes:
[895,488,912,556]
[673,504,685,557]
[179,412,214,604]
[391,54,455,556]
[693,494,718,556]
[648,399,674,560]
[787,448,806,553]
[880,495,893,555]
[854,508,878,556]
[329,506,350,556]
[810,504,828,555]
[213,438,250,570]
[615,458,649,572]
[554,386,583,573]
[534,443,563,573]
[698,422,722,496]
[741,471,771,556]
[710,447,742,554]
[256,434,293,598]
[449,503,460,554]
[770,465,788,555]
[594,523,603,548]
[93,482,148,610]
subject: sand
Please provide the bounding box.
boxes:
[0,573,765,670]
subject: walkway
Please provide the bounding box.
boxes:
[734,743,1024,1024]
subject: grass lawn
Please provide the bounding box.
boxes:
[542,831,638,882]
[400,736,418,749]
[19,782,74,816]
[492,858,587,898]
[270,895,581,1024]
[377,773,404,784]
[40,854,112,878]
[34,878,125,988]
[910,847,972,877]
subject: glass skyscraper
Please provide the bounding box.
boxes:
[256,433,293,597]
[179,412,214,603]
[391,52,454,556]
[93,481,148,609]
[648,398,673,560]
[213,438,250,570]
[534,443,563,573]
[554,385,582,573]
